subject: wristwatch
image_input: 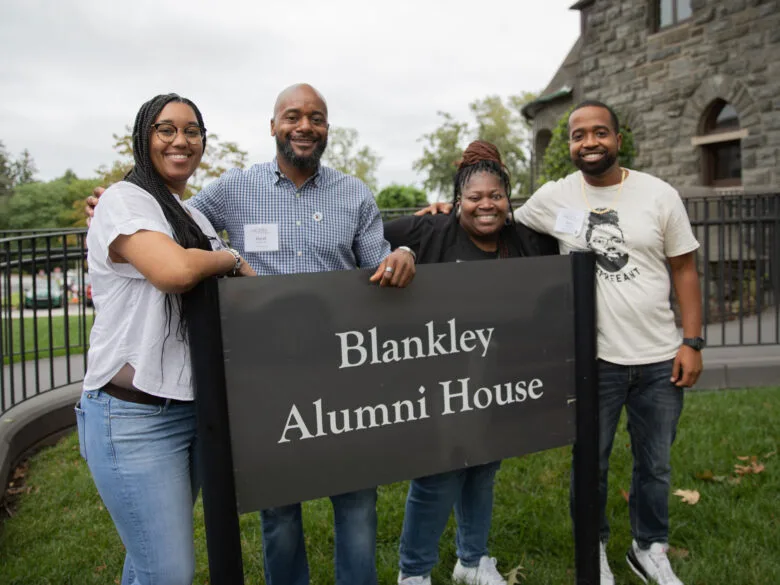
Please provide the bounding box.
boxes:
[226,248,242,275]
[682,337,705,351]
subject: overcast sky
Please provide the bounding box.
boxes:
[0,0,580,192]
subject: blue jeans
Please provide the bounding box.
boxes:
[398,461,501,577]
[571,359,684,548]
[261,487,378,585]
[76,389,200,585]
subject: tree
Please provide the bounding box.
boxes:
[322,127,381,193]
[470,95,528,194]
[7,173,71,230]
[96,126,249,199]
[413,94,538,201]
[11,149,38,185]
[0,141,14,229]
[412,112,469,201]
[538,107,638,186]
[375,184,428,209]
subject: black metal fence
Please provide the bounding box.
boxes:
[1,193,779,417]
[1,230,93,417]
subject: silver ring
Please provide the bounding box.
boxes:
[385,266,394,273]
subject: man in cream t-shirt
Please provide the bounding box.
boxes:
[516,101,702,585]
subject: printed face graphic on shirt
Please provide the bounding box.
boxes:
[586,209,629,272]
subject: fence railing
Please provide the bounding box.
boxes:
[1,230,93,418]
[2,194,779,417]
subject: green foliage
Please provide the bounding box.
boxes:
[470,95,529,195]
[4,170,98,230]
[0,141,39,229]
[538,106,638,187]
[11,149,38,185]
[413,112,469,201]
[375,184,428,209]
[322,127,381,193]
[413,94,538,201]
[2,387,779,584]
[95,126,249,199]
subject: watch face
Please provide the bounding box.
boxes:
[685,337,704,350]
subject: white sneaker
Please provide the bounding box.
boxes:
[452,556,507,585]
[398,572,431,585]
[600,541,615,585]
[626,541,684,585]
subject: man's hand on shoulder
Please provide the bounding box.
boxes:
[671,344,703,387]
[85,186,106,226]
[369,248,415,288]
[414,202,453,216]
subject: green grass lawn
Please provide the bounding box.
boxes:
[2,313,93,365]
[0,387,777,585]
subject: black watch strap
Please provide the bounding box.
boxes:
[682,336,705,351]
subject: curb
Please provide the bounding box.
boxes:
[0,384,82,500]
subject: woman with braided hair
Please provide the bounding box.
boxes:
[384,140,558,585]
[76,93,254,585]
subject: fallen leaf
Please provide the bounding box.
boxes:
[94,562,107,574]
[505,563,526,585]
[695,470,714,481]
[736,455,751,461]
[673,489,700,505]
[620,488,630,502]
[727,476,742,485]
[764,451,776,459]
[712,475,727,483]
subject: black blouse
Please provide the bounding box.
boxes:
[383,213,559,265]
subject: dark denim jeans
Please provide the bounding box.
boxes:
[398,461,501,577]
[260,487,377,585]
[571,358,684,548]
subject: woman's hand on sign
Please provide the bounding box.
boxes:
[370,249,415,288]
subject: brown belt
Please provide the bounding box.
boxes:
[102,382,189,406]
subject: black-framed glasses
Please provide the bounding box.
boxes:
[151,123,206,144]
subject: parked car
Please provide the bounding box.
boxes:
[24,279,64,309]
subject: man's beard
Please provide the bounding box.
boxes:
[573,150,617,177]
[276,135,328,171]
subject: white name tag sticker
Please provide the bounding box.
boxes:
[554,209,586,236]
[244,224,279,252]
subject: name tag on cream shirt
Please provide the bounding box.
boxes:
[244,224,279,252]
[554,209,586,236]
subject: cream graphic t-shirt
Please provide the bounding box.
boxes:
[516,170,699,365]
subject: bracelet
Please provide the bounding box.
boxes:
[397,246,416,262]
[226,248,242,275]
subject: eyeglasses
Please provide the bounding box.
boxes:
[151,123,205,144]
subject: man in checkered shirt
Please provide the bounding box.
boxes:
[89,83,415,585]
[192,84,414,585]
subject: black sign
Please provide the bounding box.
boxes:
[217,256,577,513]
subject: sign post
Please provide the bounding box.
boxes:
[190,253,598,584]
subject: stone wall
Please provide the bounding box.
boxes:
[534,0,780,193]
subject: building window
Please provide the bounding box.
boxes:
[655,0,692,30]
[535,129,552,168]
[692,100,745,188]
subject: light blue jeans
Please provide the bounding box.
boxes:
[261,488,378,585]
[398,461,501,577]
[570,359,684,547]
[76,389,200,585]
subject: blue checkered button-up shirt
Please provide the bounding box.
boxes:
[187,159,391,275]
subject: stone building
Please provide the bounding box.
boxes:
[523,0,780,195]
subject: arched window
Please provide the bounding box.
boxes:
[693,100,745,188]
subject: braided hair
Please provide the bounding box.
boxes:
[124,93,211,347]
[453,140,518,258]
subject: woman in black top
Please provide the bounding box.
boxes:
[386,141,557,585]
